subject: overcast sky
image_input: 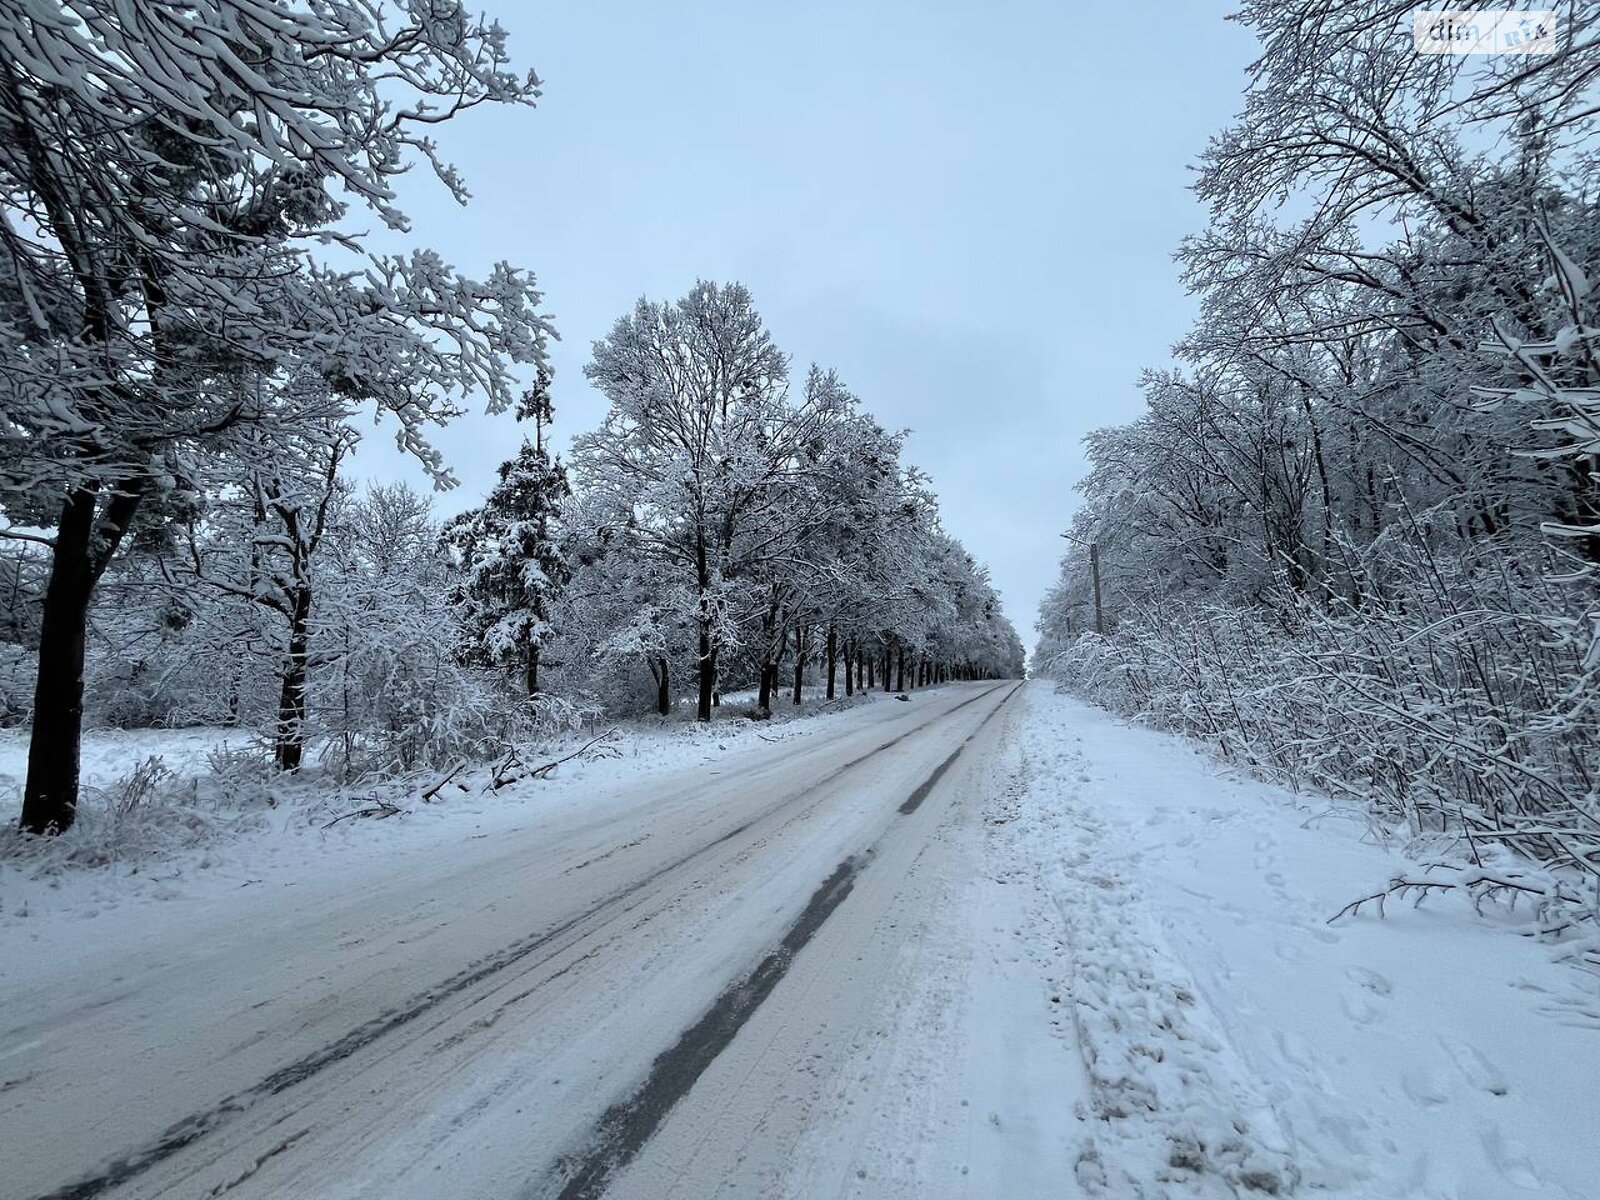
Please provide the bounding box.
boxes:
[359,0,1259,640]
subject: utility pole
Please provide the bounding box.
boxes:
[1061,531,1105,636]
[1089,540,1104,635]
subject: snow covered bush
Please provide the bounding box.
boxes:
[0,644,35,728]
[317,484,511,777]
[0,754,270,877]
[1047,529,1600,880]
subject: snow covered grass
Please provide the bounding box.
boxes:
[0,688,885,927]
[0,727,266,884]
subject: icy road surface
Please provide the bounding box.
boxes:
[3,682,1597,1198]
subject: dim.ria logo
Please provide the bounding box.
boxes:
[1413,8,1558,53]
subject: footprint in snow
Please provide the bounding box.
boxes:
[1438,1036,1509,1096]
[1400,1066,1451,1107]
[1340,990,1383,1025]
[1479,1124,1543,1190]
[1271,1028,1321,1078]
[1345,965,1393,997]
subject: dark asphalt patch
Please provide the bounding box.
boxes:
[542,856,865,1200]
[899,747,963,814]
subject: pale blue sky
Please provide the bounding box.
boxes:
[360,0,1259,638]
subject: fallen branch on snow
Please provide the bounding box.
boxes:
[487,728,622,792]
[322,798,407,829]
[419,759,468,803]
[1329,861,1598,939]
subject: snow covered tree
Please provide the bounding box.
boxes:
[571,292,1022,717]
[178,419,354,772]
[2,1,552,832]
[575,282,834,720]
[324,482,503,774]
[443,375,572,695]
[1037,0,1600,880]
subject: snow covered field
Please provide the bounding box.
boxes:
[2,683,1595,1198]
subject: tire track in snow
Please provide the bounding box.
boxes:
[534,683,1021,1199]
[29,684,1010,1200]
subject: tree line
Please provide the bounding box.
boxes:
[1,2,1021,835]
[1037,0,1600,879]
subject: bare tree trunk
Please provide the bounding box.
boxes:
[896,648,906,692]
[274,588,312,773]
[526,642,540,696]
[697,623,716,722]
[826,623,837,699]
[842,637,853,697]
[791,625,805,705]
[653,657,670,716]
[866,654,874,690]
[20,492,96,833]
[22,480,142,833]
[695,537,715,722]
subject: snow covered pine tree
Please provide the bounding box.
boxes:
[443,373,573,696]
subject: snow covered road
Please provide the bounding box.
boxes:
[2,683,1025,1199]
[4,681,1596,1199]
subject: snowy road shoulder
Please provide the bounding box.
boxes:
[1020,687,1600,1199]
[786,683,1599,1199]
[780,688,1090,1200]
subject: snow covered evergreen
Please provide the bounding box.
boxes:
[443,373,573,697]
